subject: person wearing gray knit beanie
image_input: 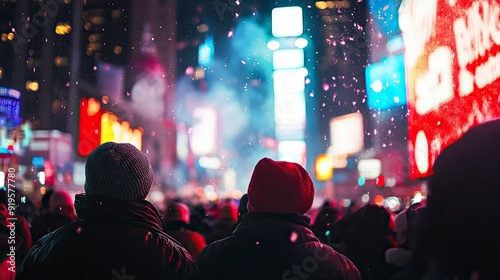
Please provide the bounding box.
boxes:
[84,142,154,200]
[16,142,200,280]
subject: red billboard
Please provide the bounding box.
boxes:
[402,0,500,178]
[77,98,143,157]
[77,98,103,157]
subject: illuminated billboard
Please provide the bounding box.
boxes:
[365,54,406,110]
[190,107,218,156]
[77,98,143,157]
[0,87,21,127]
[271,5,307,164]
[400,0,500,178]
[272,6,303,37]
[329,112,364,156]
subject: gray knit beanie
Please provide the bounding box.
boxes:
[84,142,154,200]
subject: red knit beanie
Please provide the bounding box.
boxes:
[247,157,315,214]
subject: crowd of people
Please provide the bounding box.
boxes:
[1,118,500,279]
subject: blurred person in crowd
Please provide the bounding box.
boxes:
[39,189,54,215]
[164,202,206,260]
[197,157,361,280]
[0,188,32,276]
[311,200,341,244]
[190,204,211,236]
[16,142,200,280]
[413,119,500,279]
[30,189,77,243]
[334,204,399,280]
[385,207,423,280]
[204,200,238,244]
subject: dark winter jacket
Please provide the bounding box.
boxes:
[30,213,74,243]
[16,194,200,280]
[197,212,361,280]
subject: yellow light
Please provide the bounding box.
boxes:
[90,16,104,25]
[7,33,15,40]
[64,24,72,34]
[54,56,68,67]
[88,42,101,51]
[26,81,39,91]
[87,97,101,116]
[194,67,205,80]
[114,46,122,54]
[0,67,3,79]
[100,112,143,150]
[197,24,209,33]
[88,34,97,42]
[101,112,117,144]
[315,154,334,181]
[315,1,328,9]
[84,22,92,31]
[1,34,8,42]
[40,186,46,196]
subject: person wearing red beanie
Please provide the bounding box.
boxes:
[197,157,361,280]
[247,157,315,214]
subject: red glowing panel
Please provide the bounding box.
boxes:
[77,98,103,157]
[401,0,500,179]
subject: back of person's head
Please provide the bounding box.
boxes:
[191,204,206,221]
[394,207,421,248]
[247,157,315,214]
[84,142,154,201]
[164,202,190,223]
[414,119,500,279]
[353,204,395,235]
[218,201,238,221]
[49,189,75,219]
[41,189,54,212]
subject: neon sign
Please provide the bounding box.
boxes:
[401,0,500,178]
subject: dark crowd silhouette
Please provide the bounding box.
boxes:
[2,118,500,279]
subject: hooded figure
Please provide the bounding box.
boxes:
[413,119,500,279]
[196,157,361,280]
[16,142,200,280]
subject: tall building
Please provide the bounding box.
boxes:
[1,0,179,192]
[1,0,74,131]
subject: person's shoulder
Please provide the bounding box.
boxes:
[17,221,81,276]
[197,235,234,262]
[291,240,362,279]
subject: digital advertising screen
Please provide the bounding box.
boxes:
[401,0,500,179]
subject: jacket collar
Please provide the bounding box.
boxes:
[75,194,165,234]
[233,212,318,245]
